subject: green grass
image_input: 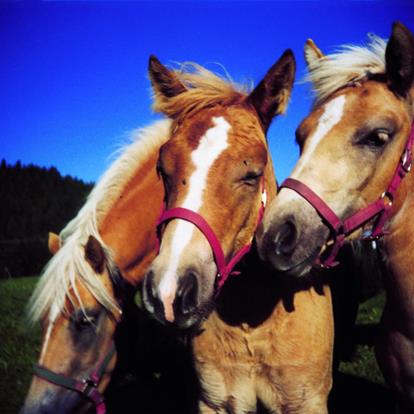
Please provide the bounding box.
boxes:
[356,293,386,324]
[340,292,386,385]
[0,277,41,414]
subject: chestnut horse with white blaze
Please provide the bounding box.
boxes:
[143,52,334,413]
[257,22,414,409]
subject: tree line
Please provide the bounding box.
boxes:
[0,159,93,278]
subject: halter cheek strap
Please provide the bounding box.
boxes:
[33,341,116,414]
[157,178,267,291]
[280,121,414,268]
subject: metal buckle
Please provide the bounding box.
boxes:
[380,191,393,207]
[262,189,267,207]
[363,232,384,242]
[401,149,412,172]
[81,378,98,396]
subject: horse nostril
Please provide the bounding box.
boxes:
[274,220,298,256]
[175,272,199,316]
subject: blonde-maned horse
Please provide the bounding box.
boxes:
[143,51,334,413]
[21,116,168,413]
[258,22,414,410]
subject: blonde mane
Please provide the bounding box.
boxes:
[28,119,172,323]
[152,62,250,119]
[306,35,387,103]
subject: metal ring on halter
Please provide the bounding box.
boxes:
[81,378,98,395]
[401,149,412,172]
[380,191,394,207]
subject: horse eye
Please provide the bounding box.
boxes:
[242,172,262,186]
[72,312,97,329]
[363,129,391,147]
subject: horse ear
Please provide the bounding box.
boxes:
[247,49,296,131]
[48,232,61,255]
[304,39,325,66]
[385,21,414,98]
[148,55,187,99]
[84,235,105,274]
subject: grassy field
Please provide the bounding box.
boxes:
[0,277,395,414]
[340,293,385,384]
[329,293,398,414]
[0,277,41,414]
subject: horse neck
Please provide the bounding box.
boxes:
[381,145,414,312]
[98,150,164,286]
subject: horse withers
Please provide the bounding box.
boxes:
[143,53,335,413]
[257,22,414,409]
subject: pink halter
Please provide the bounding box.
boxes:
[280,122,414,268]
[156,178,267,290]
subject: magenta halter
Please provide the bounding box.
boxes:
[157,179,267,290]
[280,122,414,268]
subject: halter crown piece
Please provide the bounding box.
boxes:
[280,121,414,268]
[157,177,267,291]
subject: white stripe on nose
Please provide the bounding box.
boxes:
[159,116,231,322]
[280,95,346,204]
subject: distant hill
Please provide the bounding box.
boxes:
[0,159,93,277]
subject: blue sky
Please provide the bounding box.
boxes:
[1,1,414,183]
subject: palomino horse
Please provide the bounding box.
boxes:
[21,118,169,413]
[143,51,334,413]
[257,22,414,409]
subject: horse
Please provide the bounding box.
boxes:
[22,53,299,414]
[21,115,169,413]
[257,21,414,409]
[142,51,335,413]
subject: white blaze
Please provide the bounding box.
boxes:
[159,116,231,321]
[38,302,60,364]
[281,95,346,202]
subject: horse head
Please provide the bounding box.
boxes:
[21,234,124,414]
[258,22,414,277]
[143,51,295,328]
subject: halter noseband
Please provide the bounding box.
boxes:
[280,122,414,268]
[33,342,115,414]
[157,178,267,290]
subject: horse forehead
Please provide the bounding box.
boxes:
[319,83,409,132]
[173,114,232,164]
[302,94,348,147]
[61,276,105,314]
[192,116,231,158]
[181,105,258,144]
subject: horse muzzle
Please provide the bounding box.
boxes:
[259,199,329,277]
